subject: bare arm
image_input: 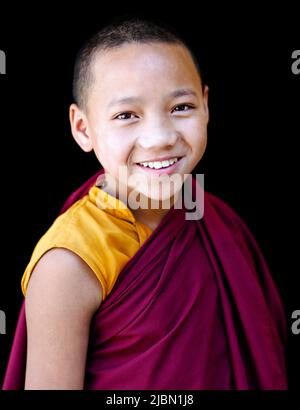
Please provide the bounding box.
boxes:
[24,248,102,389]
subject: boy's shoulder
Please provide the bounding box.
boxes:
[25,247,103,313]
[21,187,144,301]
[33,188,115,248]
[21,194,89,294]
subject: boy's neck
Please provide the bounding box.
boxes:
[130,205,171,231]
[128,189,182,231]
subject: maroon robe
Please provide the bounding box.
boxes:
[2,169,287,389]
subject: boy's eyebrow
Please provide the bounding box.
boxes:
[107,88,198,108]
[168,88,198,99]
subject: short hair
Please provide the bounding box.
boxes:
[72,17,204,111]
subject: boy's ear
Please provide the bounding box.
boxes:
[203,85,209,123]
[69,104,93,152]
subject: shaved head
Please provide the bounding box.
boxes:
[72,17,204,112]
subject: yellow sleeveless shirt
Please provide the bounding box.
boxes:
[21,185,153,301]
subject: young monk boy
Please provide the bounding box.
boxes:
[2,18,287,390]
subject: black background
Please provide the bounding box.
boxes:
[0,2,299,395]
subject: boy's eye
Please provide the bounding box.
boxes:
[115,112,136,120]
[172,104,194,113]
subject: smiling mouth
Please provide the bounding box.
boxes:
[136,156,183,170]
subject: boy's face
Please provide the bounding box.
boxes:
[70,42,209,203]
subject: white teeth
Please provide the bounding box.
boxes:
[139,157,179,169]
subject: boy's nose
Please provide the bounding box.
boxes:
[137,121,179,150]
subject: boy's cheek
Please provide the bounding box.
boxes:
[188,129,207,149]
